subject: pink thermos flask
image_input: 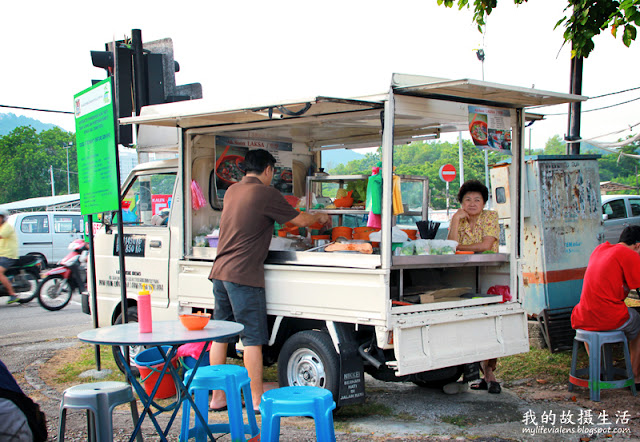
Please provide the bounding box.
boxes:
[138,284,153,333]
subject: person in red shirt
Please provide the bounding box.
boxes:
[208,149,329,413]
[571,225,640,381]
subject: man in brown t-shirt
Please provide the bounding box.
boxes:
[208,149,329,413]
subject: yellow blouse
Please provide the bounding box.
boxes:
[457,210,499,252]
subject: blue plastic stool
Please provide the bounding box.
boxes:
[259,386,336,442]
[180,365,259,442]
[569,329,637,401]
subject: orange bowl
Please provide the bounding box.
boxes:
[179,312,211,331]
[401,229,418,240]
[334,197,354,208]
[469,120,489,146]
[331,226,353,241]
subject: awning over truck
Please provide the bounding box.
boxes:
[121,74,586,130]
[391,74,587,108]
[120,97,383,129]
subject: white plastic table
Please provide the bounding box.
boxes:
[78,320,244,442]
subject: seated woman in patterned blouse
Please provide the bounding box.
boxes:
[447,179,501,394]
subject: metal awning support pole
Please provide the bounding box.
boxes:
[381,89,395,270]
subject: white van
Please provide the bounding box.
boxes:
[7,212,84,267]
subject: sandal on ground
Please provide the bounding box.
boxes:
[209,405,227,412]
[488,381,501,394]
[469,379,488,390]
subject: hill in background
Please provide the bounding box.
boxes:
[322,148,366,170]
[0,112,58,136]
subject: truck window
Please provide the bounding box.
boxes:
[121,172,177,226]
[21,215,49,233]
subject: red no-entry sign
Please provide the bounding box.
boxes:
[439,164,457,183]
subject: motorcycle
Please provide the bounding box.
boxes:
[0,255,44,303]
[36,239,88,311]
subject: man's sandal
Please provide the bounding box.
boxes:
[488,381,501,394]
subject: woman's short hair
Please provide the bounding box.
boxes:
[242,149,276,175]
[619,225,640,245]
[458,180,489,203]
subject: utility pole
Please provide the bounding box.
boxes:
[567,55,583,155]
[49,165,55,196]
[64,142,73,194]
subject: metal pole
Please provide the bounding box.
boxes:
[65,145,71,194]
[446,181,450,218]
[50,166,55,196]
[567,55,583,155]
[87,214,101,370]
[458,132,464,186]
[131,29,146,116]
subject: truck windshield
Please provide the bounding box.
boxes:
[118,172,177,226]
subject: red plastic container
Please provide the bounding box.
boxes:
[134,346,178,399]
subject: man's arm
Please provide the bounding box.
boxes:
[288,211,330,228]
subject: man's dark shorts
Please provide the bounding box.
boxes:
[212,279,268,346]
[616,306,640,341]
[0,257,17,270]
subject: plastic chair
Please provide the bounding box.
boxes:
[259,386,336,442]
[58,381,141,442]
[180,364,259,442]
[569,329,637,401]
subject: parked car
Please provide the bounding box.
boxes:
[6,212,84,267]
[601,194,640,244]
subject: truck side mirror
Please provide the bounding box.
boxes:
[602,213,609,221]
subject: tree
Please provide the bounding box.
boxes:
[437,0,640,58]
[0,126,76,203]
[544,135,566,155]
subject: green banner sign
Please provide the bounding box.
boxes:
[74,78,120,215]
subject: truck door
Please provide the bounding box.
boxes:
[97,171,177,309]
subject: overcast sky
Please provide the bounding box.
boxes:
[2,0,638,150]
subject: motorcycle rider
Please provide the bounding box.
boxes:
[0,210,19,304]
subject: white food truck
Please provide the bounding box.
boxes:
[87,74,585,406]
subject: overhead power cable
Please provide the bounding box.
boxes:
[541,95,640,116]
[0,104,74,115]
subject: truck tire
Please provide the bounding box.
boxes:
[278,330,340,401]
[113,307,143,377]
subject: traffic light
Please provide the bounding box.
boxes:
[91,30,202,146]
[91,44,134,146]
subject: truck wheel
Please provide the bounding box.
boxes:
[113,307,143,377]
[278,330,340,401]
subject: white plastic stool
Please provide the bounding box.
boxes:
[58,381,141,442]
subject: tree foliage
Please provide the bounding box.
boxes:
[328,140,510,209]
[437,0,640,58]
[0,126,76,204]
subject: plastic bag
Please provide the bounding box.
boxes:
[413,239,431,255]
[369,226,408,243]
[488,285,512,303]
[191,180,207,210]
[426,239,457,255]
